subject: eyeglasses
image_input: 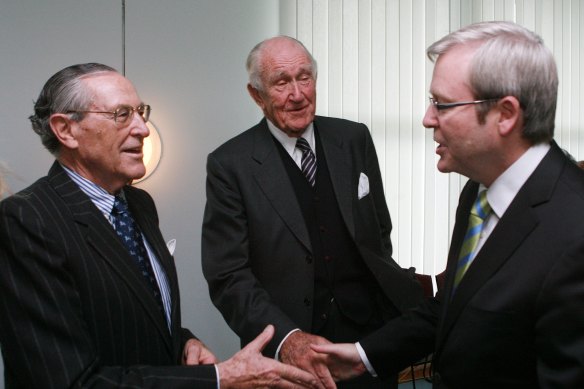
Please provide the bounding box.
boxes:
[428,97,500,111]
[67,104,151,125]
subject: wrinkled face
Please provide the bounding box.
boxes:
[66,72,150,193]
[250,39,316,137]
[422,44,497,179]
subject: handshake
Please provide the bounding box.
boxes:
[209,327,364,389]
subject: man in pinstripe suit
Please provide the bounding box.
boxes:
[0,63,321,389]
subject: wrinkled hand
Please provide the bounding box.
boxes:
[218,325,325,389]
[310,343,366,382]
[183,338,219,365]
[279,331,336,389]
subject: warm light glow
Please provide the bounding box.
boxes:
[133,121,162,183]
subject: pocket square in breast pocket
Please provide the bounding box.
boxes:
[358,172,370,199]
[166,239,176,255]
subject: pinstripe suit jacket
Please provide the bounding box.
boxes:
[0,162,216,389]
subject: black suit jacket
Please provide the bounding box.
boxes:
[360,143,584,388]
[0,162,216,388]
[202,116,422,356]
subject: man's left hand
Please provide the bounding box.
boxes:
[182,338,219,365]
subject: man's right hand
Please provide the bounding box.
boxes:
[217,325,327,389]
[310,342,367,382]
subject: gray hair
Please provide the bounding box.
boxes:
[29,63,118,155]
[428,21,558,144]
[246,36,318,91]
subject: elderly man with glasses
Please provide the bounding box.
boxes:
[0,63,322,389]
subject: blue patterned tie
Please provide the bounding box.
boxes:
[454,190,491,289]
[112,196,164,313]
[296,137,317,186]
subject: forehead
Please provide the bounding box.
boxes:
[430,44,477,98]
[262,39,312,74]
[82,72,141,108]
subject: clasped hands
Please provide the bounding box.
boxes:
[279,331,368,388]
[182,327,365,389]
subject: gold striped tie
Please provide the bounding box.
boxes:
[454,190,491,288]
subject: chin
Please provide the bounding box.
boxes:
[127,168,146,182]
[436,161,452,174]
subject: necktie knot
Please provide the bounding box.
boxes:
[471,190,491,220]
[296,137,312,153]
[112,195,129,215]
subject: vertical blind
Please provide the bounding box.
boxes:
[280,0,584,275]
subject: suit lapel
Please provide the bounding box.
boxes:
[315,118,356,238]
[251,119,312,251]
[48,163,172,350]
[436,145,563,349]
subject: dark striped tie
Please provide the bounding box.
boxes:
[454,190,491,289]
[296,137,317,186]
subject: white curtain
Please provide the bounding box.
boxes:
[280,0,584,275]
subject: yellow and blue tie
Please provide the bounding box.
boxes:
[454,190,491,289]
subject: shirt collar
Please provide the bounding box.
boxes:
[60,163,122,216]
[485,142,550,218]
[266,118,315,154]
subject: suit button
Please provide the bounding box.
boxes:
[305,255,313,264]
[319,225,326,232]
[324,255,332,262]
[314,196,320,202]
[320,313,327,320]
[303,298,311,307]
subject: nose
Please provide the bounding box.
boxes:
[422,104,438,129]
[130,113,150,138]
[288,81,303,100]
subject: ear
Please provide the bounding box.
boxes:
[49,113,79,150]
[247,83,266,110]
[496,96,521,137]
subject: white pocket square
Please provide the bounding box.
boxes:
[358,172,370,200]
[166,239,177,255]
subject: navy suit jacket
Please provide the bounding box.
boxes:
[202,116,423,356]
[360,143,584,388]
[0,162,216,388]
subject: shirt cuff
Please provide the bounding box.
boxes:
[214,364,220,389]
[355,342,378,377]
[275,328,301,360]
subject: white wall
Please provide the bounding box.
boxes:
[0,0,279,385]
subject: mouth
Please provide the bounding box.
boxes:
[286,104,309,113]
[122,146,143,158]
[435,141,446,154]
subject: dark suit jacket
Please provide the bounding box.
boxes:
[360,143,584,388]
[0,162,216,389]
[202,116,422,356]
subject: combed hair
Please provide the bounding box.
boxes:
[246,36,318,91]
[29,63,118,155]
[427,21,558,144]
